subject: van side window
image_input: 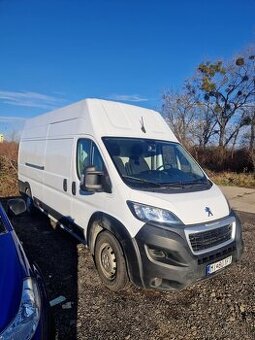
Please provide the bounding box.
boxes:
[77,139,91,178]
[92,144,104,172]
[77,140,105,179]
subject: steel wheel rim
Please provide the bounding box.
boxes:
[99,242,117,280]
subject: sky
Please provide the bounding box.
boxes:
[0,0,255,137]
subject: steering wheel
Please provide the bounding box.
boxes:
[156,164,172,171]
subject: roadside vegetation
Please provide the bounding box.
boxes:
[162,47,255,174]
[0,49,255,196]
[0,142,19,196]
[0,140,255,199]
[207,170,255,189]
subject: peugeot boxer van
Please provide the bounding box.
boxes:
[18,99,243,291]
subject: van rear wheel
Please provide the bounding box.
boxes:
[94,231,129,291]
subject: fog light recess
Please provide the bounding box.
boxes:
[148,247,166,259]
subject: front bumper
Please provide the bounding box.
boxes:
[133,211,243,290]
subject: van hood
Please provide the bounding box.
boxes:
[129,183,230,225]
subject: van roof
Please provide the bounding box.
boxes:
[22,98,178,142]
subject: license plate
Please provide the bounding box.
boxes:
[206,255,232,275]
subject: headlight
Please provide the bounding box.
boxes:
[0,278,41,340]
[127,201,182,226]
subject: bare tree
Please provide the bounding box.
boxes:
[192,102,218,148]
[161,90,197,147]
[187,51,255,149]
[243,107,255,170]
[161,89,218,149]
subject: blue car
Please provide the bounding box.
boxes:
[0,199,54,340]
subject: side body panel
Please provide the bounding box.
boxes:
[42,121,74,218]
[18,125,47,199]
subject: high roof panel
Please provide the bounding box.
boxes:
[22,98,178,142]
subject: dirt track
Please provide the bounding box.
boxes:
[4,202,255,340]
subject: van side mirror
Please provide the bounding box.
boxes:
[80,166,104,192]
[7,198,27,216]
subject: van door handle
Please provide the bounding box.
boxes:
[63,179,67,192]
[72,181,76,195]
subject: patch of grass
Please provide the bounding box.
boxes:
[207,170,255,189]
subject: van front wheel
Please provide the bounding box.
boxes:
[94,231,129,291]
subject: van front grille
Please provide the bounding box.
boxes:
[189,224,232,252]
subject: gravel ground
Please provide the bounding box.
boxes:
[4,201,255,340]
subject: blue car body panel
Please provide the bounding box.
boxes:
[0,202,54,339]
[0,232,25,331]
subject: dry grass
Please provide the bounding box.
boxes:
[0,142,19,197]
[207,170,255,189]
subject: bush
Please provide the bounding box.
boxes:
[190,146,254,173]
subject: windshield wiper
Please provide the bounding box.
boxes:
[160,178,207,187]
[122,175,161,187]
[160,181,184,187]
[182,178,207,185]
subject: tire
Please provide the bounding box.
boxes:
[25,187,36,215]
[94,230,129,291]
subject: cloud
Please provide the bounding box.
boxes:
[106,94,149,102]
[0,115,26,122]
[0,90,65,109]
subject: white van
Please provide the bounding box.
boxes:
[18,98,243,291]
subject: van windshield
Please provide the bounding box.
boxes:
[103,137,211,192]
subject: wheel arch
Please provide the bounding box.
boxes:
[86,212,144,288]
[18,180,32,197]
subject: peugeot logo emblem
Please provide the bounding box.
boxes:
[205,207,213,217]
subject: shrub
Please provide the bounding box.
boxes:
[190,146,254,173]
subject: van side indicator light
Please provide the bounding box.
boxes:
[205,207,213,217]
